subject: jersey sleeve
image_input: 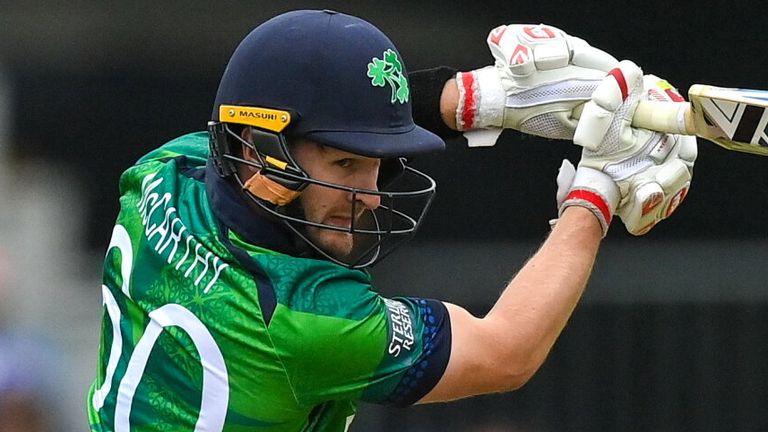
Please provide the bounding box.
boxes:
[134,132,210,167]
[361,296,452,406]
[265,264,451,408]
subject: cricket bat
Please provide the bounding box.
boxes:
[632,85,768,156]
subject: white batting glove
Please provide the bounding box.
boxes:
[456,23,619,147]
[559,61,697,236]
[554,159,620,237]
[615,75,697,234]
[550,158,577,230]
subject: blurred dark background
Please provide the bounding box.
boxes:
[1,1,766,430]
[5,0,767,249]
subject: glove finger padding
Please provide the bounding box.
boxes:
[617,157,691,235]
[569,37,623,72]
[489,25,607,84]
[573,60,645,154]
[457,23,620,146]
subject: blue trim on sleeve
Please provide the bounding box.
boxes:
[386,298,451,406]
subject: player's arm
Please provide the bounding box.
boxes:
[420,206,601,401]
[439,77,459,131]
[420,61,697,403]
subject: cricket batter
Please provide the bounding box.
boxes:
[87,9,696,431]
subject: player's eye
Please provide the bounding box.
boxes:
[335,158,353,168]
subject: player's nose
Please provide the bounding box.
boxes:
[349,172,381,210]
[356,191,381,211]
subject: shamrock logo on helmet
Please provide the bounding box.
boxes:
[367,49,410,104]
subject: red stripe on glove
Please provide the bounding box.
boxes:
[664,88,685,102]
[460,72,477,130]
[608,68,629,100]
[564,189,612,225]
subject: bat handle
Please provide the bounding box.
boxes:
[571,100,696,136]
[631,100,696,136]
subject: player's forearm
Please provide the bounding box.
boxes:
[485,206,601,382]
[440,78,459,130]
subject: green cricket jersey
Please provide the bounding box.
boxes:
[86,132,451,431]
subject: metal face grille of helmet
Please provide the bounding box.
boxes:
[206,10,446,268]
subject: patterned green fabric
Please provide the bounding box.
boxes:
[86,133,445,431]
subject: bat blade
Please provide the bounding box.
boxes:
[686,85,768,156]
[632,85,768,156]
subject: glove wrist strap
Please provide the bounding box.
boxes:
[559,167,620,237]
[455,67,506,131]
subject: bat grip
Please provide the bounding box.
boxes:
[631,100,695,135]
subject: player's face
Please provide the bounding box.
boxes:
[291,140,382,259]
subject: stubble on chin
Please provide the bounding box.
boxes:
[284,197,359,260]
[306,226,354,259]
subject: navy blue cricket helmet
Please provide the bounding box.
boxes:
[207,9,444,268]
